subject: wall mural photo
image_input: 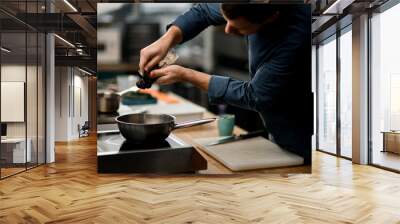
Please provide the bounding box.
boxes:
[96,3,312,175]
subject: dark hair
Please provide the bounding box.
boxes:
[221,3,281,24]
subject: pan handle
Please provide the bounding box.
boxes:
[173,118,216,130]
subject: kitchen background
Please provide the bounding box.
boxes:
[97,3,265,132]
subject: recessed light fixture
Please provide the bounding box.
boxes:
[54,34,75,48]
[76,48,85,55]
[63,0,78,12]
[1,47,11,53]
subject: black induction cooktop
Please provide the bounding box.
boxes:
[98,112,119,124]
[97,133,207,174]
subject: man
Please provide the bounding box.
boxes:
[139,3,312,164]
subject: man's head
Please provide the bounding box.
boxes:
[221,3,280,35]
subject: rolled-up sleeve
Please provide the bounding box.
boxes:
[208,52,300,112]
[208,75,230,103]
[208,68,273,111]
[167,3,226,43]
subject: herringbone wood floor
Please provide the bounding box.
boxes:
[1,135,400,224]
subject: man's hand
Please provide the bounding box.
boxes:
[139,26,183,73]
[139,39,169,73]
[150,65,211,91]
[150,65,187,85]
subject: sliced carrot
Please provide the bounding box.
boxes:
[138,89,180,104]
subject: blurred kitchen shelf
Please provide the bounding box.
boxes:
[98,63,138,73]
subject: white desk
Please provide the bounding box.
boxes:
[1,138,31,163]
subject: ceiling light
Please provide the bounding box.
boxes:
[63,0,78,12]
[54,34,75,48]
[323,0,344,14]
[1,47,11,53]
[78,67,92,76]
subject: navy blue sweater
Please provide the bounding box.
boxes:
[169,3,313,164]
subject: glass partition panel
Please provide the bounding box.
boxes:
[312,45,317,150]
[26,0,40,169]
[339,28,352,158]
[38,32,45,165]
[27,30,38,169]
[1,29,28,178]
[0,0,46,179]
[317,36,337,154]
[371,3,400,171]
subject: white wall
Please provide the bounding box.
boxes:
[71,72,89,138]
[1,65,25,127]
[54,67,89,141]
[1,65,26,140]
[1,65,34,138]
[54,67,68,141]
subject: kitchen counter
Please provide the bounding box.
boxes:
[97,91,310,174]
[153,93,311,175]
[173,115,310,175]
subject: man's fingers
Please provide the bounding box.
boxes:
[145,55,161,72]
[139,48,159,73]
[150,68,167,78]
[139,57,147,71]
[138,53,148,74]
[154,76,170,85]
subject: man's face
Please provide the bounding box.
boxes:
[222,12,279,36]
[223,17,262,35]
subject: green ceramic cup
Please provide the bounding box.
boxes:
[218,114,235,136]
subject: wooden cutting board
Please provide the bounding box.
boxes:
[195,137,304,171]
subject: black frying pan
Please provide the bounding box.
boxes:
[115,113,216,142]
